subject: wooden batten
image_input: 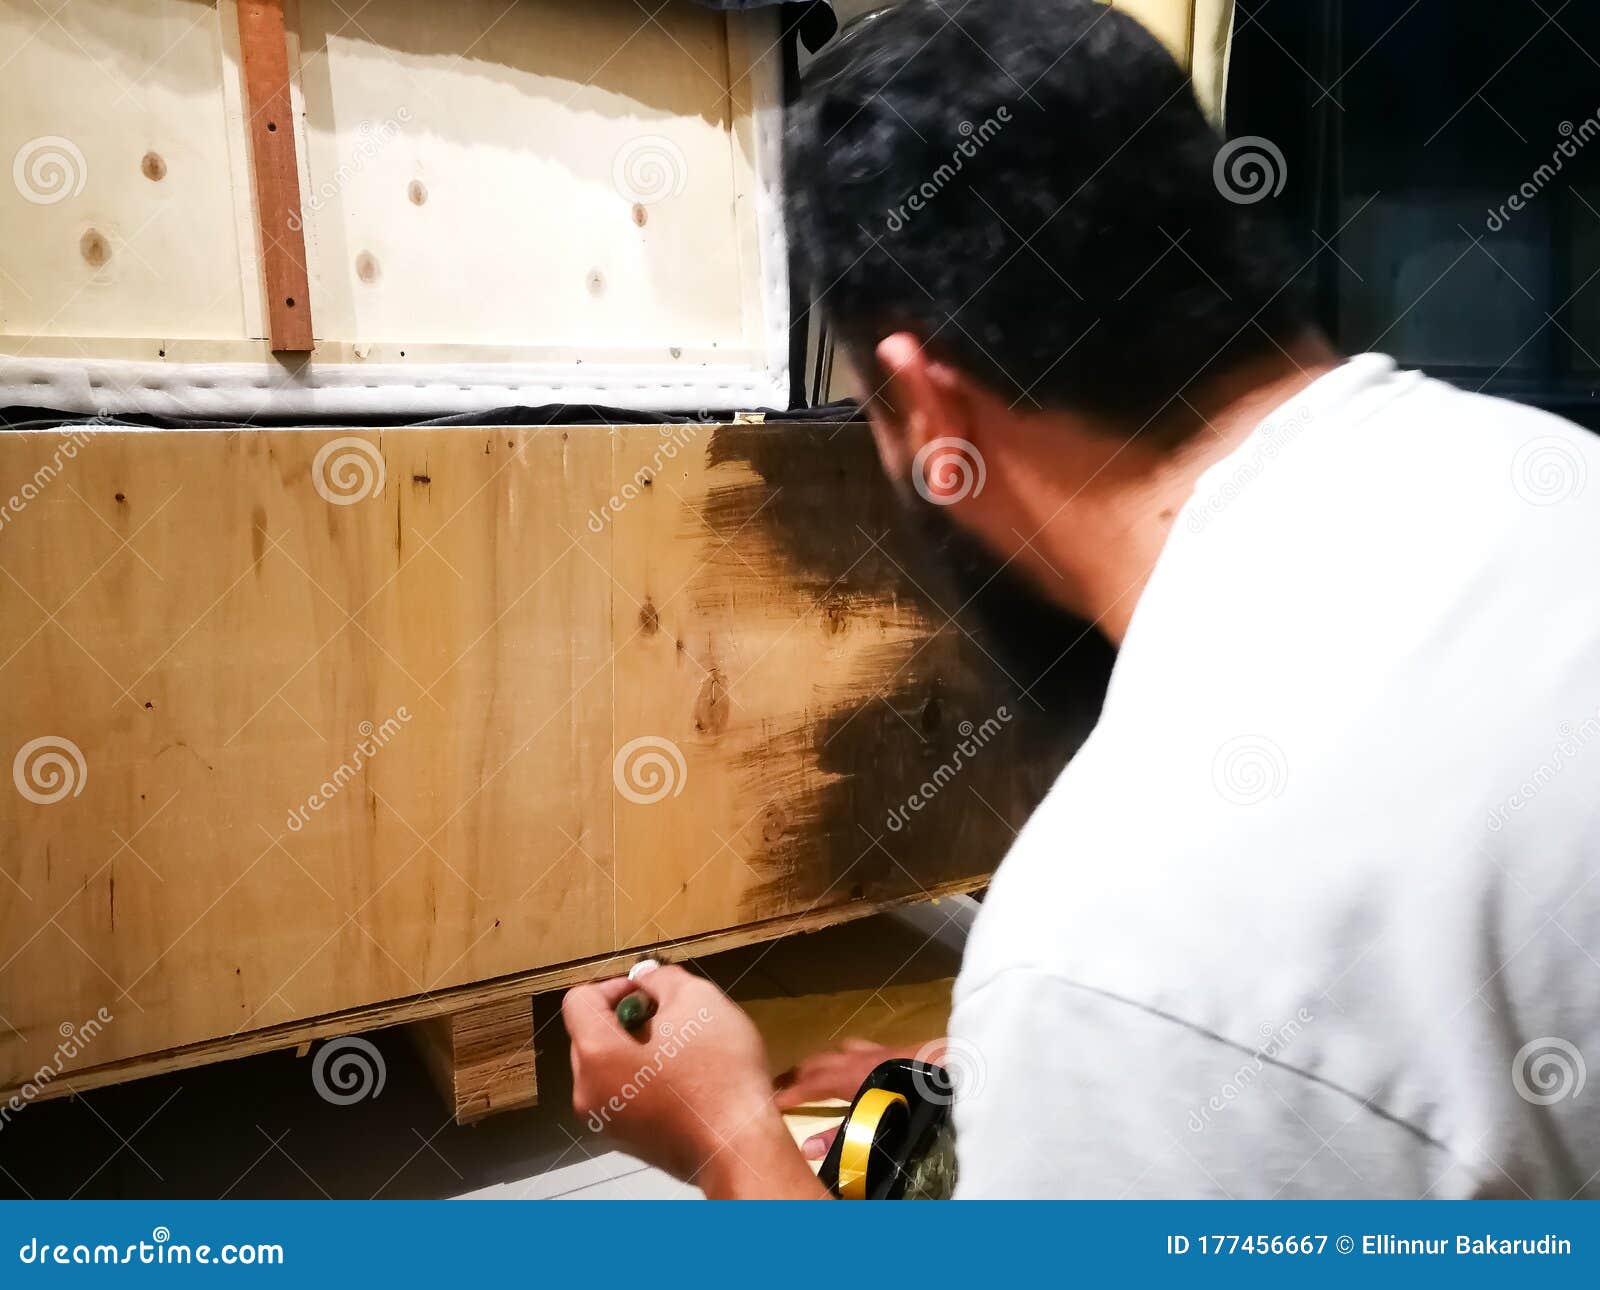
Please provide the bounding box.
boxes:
[236,0,314,351]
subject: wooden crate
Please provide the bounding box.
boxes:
[0,421,1089,1105]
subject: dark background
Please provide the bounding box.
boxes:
[1229,0,1600,429]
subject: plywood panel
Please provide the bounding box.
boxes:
[0,0,251,342]
[297,0,747,352]
[611,424,1081,941]
[0,426,615,1085]
[0,422,1092,1095]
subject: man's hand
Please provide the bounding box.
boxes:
[562,965,826,1198]
[774,1037,948,1158]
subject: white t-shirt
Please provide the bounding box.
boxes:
[950,354,1600,1199]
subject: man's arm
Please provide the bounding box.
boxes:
[695,1106,830,1200]
[950,970,1462,1198]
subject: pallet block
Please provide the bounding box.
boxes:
[409,996,538,1125]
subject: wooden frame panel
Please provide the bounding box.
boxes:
[0,423,1080,1099]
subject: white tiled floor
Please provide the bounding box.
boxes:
[0,901,974,1201]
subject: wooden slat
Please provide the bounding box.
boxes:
[236,0,314,351]
[10,876,989,1105]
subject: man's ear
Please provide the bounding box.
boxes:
[869,333,981,486]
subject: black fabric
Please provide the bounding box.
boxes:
[0,401,866,433]
[693,0,837,51]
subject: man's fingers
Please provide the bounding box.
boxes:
[561,977,635,1043]
[562,964,706,1045]
[773,1073,822,1109]
[629,962,694,1003]
[773,1059,851,1109]
[591,976,642,1006]
[802,1125,840,1161]
[775,1087,825,1111]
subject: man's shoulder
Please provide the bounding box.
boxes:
[953,363,1600,1194]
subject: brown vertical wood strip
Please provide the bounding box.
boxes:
[236,0,314,352]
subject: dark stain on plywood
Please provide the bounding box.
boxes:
[700,424,1114,920]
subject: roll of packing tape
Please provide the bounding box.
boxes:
[836,1088,910,1200]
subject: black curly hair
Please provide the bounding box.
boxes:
[785,0,1310,425]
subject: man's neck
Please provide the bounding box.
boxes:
[1018,334,1343,644]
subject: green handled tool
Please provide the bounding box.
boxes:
[615,958,661,1031]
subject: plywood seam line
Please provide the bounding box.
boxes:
[236,0,314,352]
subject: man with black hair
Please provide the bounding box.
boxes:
[564,0,1600,1197]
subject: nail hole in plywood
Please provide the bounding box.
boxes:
[266,121,277,132]
[141,151,167,182]
[80,229,111,267]
[356,251,381,284]
[408,179,427,206]
[285,297,295,307]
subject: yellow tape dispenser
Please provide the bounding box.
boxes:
[817,1059,957,1200]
